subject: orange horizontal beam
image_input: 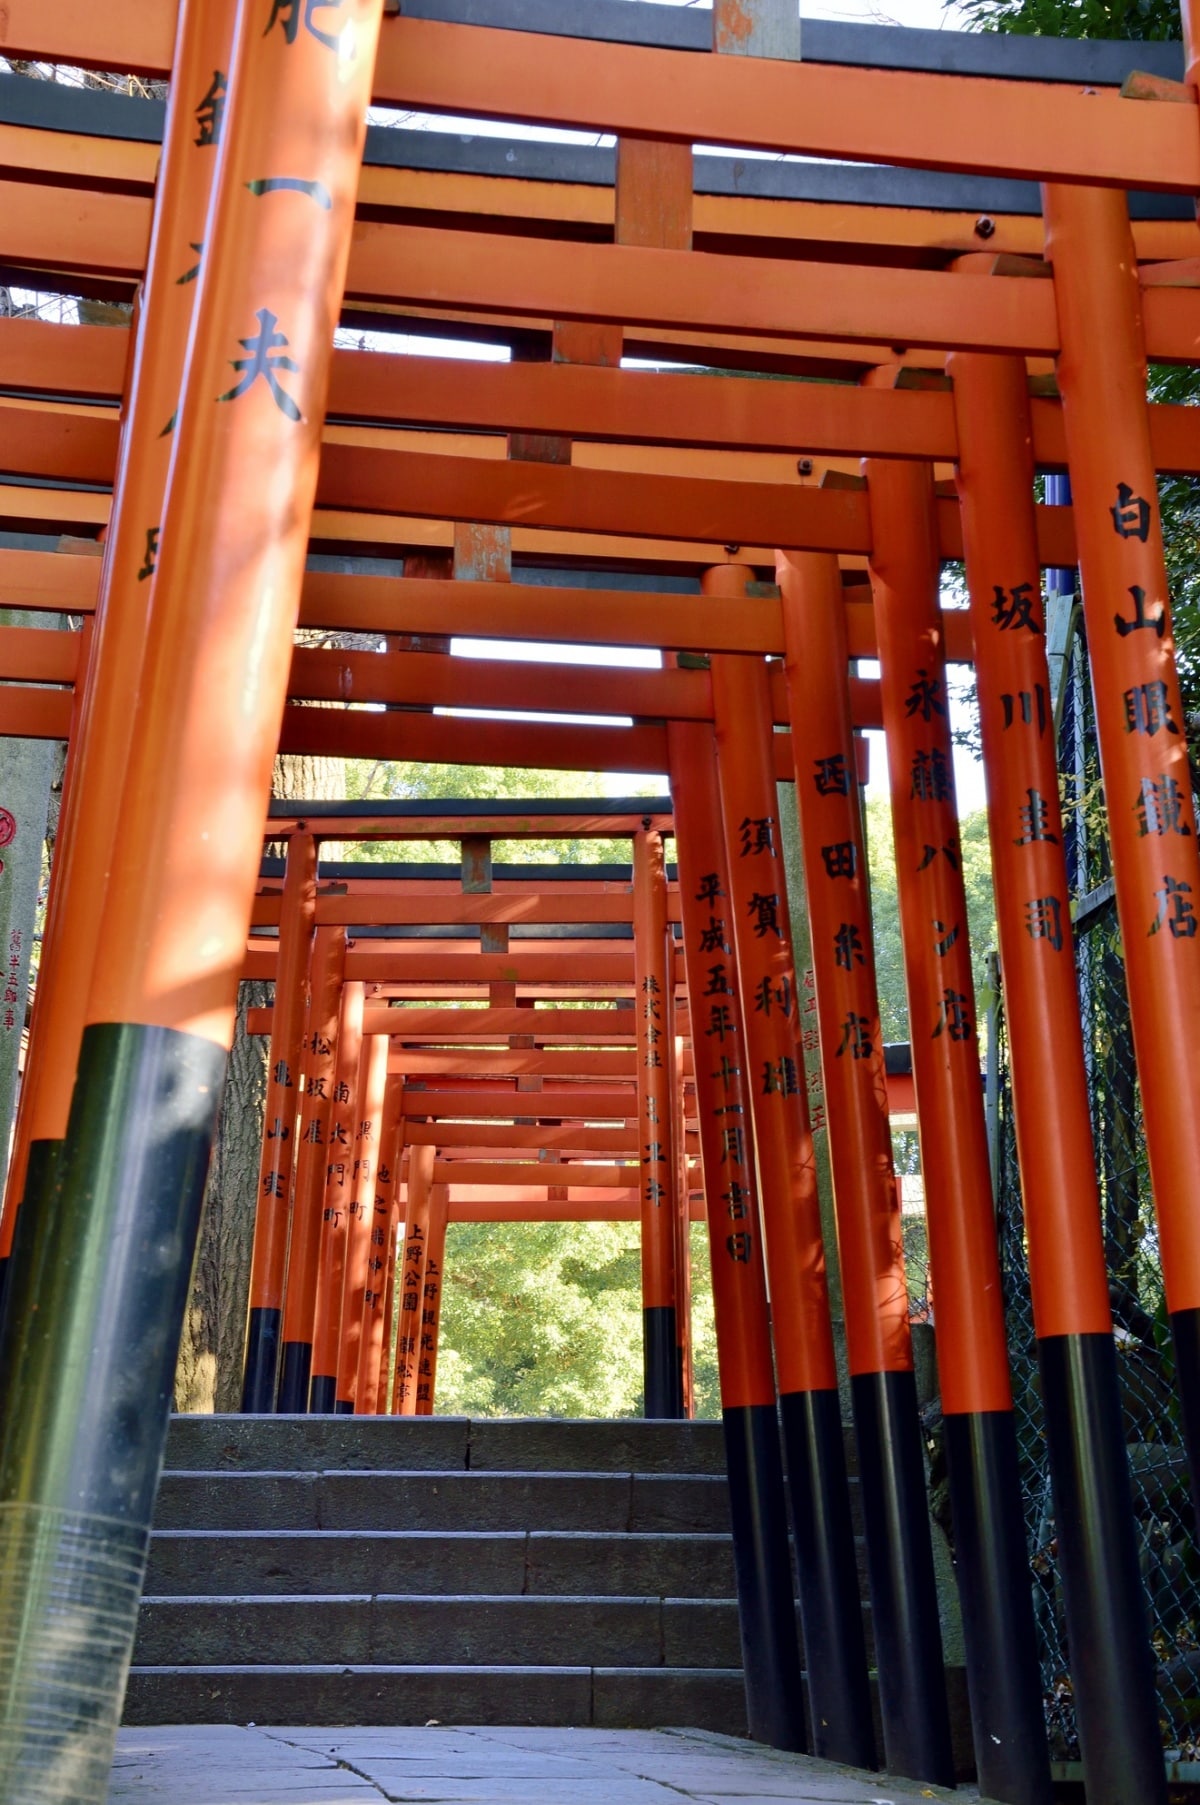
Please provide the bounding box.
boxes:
[0,679,870,757]
[312,442,1075,565]
[240,943,646,985]
[391,1049,669,1077]
[316,896,660,928]
[265,810,673,839]
[244,1003,650,1038]
[357,221,1062,357]
[0,626,78,684]
[408,1122,640,1153]
[375,17,1200,192]
[433,1160,637,1190]
[1,169,1195,374]
[5,317,1200,480]
[448,1196,703,1223]
[0,561,972,666]
[9,6,1198,190]
[401,1087,637,1119]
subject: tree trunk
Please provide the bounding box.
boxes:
[173,981,269,1412]
[174,750,344,1411]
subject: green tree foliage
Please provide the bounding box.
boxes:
[956,0,1200,726]
[341,753,663,864]
[436,1221,720,1418]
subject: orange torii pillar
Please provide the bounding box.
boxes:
[310,980,366,1413]
[709,609,875,1773]
[1046,179,1200,1797]
[673,1032,695,1417]
[865,456,1049,1801]
[950,349,1165,1805]
[1044,182,1200,1546]
[634,824,682,1416]
[0,6,383,1799]
[336,1029,390,1412]
[415,1181,449,1415]
[278,924,347,1412]
[242,830,317,1410]
[358,1072,406,1413]
[0,0,233,1315]
[669,716,807,1753]
[776,550,956,1787]
[396,1144,436,1416]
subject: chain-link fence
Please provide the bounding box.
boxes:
[991,621,1200,1763]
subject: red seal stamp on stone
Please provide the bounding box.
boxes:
[0,810,15,850]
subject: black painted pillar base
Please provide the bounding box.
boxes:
[240,1306,283,1413]
[334,1399,353,1415]
[721,1402,807,1753]
[850,1369,954,1787]
[942,1409,1052,1804]
[0,1021,225,1804]
[1040,1332,1168,1805]
[1170,1306,1200,1539]
[643,1304,682,1418]
[308,1373,337,1414]
[276,1340,313,1414]
[780,1386,876,1770]
[0,1138,60,1343]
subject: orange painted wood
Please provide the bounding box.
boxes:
[400,1088,637,1119]
[4,317,1199,475]
[10,5,1200,191]
[373,17,1200,191]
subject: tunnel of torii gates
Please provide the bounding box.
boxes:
[5,1,1200,1803]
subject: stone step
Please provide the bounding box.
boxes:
[153,1469,732,1534]
[163,1415,730,1475]
[132,1594,749,1670]
[144,1529,739,1599]
[121,1663,750,1736]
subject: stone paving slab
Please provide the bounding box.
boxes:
[108,1724,988,1804]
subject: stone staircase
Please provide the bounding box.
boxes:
[125,1415,750,1732]
[126,1413,970,1766]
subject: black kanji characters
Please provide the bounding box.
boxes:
[753,974,793,1016]
[991,581,1041,634]
[1114,584,1165,640]
[1000,685,1048,736]
[1014,789,1058,846]
[194,70,227,147]
[746,892,782,939]
[137,526,160,582]
[1110,482,1151,542]
[904,669,946,721]
[1150,875,1197,939]
[218,308,302,421]
[266,0,346,50]
[1123,682,1180,738]
[1135,775,1192,838]
[1024,896,1064,951]
[820,841,857,880]
[910,748,952,803]
[932,989,973,1041]
[739,815,776,857]
[761,1056,799,1096]
[833,922,865,970]
[835,1012,872,1060]
[813,753,851,796]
